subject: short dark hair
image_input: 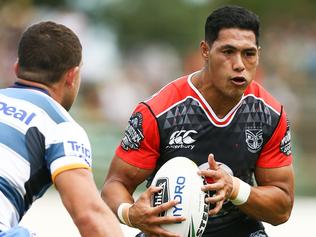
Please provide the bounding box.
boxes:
[205,5,260,46]
[17,21,82,84]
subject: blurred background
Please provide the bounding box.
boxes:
[1,0,316,235]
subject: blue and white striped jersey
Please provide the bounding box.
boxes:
[0,85,92,231]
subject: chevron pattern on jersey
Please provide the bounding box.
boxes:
[234,97,273,133]
[160,98,208,131]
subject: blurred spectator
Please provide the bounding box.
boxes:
[1,0,316,194]
[127,44,182,92]
[0,2,34,86]
[262,69,301,130]
[183,48,203,74]
[99,69,150,128]
[73,81,105,122]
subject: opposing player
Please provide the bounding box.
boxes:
[101,5,294,237]
[0,21,123,236]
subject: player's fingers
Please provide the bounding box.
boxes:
[149,185,163,194]
[206,192,225,203]
[144,225,180,237]
[201,182,224,192]
[150,226,181,237]
[152,199,178,215]
[142,186,162,200]
[208,200,224,216]
[208,153,218,170]
[151,215,185,225]
[198,169,218,179]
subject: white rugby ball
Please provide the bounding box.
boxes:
[151,157,209,237]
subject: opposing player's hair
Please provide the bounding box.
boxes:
[17,21,82,84]
[205,5,260,46]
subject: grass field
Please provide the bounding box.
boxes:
[20,189,314,236]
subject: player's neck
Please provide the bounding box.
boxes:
[15,78,65,105]
[14,79,52,95]
[192,70,242,119]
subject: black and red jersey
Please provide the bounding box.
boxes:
[116,73,292,236]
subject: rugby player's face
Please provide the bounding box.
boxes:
[202,28,259,99]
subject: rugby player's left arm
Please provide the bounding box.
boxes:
[239,165,294,225]
[238,108,294,225]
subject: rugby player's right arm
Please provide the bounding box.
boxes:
[101,154,183,237]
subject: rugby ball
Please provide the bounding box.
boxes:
[151,157,209,237]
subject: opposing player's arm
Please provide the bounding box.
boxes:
[54,168,124,237]
[238,165,294,225]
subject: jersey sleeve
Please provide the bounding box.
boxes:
[45,121,92,182]
[115,103,160,169]
[256,108,293,168]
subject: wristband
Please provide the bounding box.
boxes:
[230,177,251,206]
[117,203,133,226]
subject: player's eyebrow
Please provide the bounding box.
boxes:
[220,44,236,50]
[219,44,257,51]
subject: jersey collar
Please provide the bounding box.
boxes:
[11,82,50,96]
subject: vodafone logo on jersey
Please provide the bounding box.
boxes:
[166,130,197,150]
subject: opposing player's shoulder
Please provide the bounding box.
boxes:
[245,81,282,113]
[48,121,92,182]
[47,121,92,161]
[151,157,209,237]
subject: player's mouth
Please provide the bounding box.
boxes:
[230,76,247,86]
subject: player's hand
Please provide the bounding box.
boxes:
[128,186,184,237]
[198,153,234,216]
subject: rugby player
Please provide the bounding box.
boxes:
[0,21,123,237]
[102,5,294,237]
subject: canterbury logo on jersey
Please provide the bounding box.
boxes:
[0,101,36,125]
[166,130,197,150]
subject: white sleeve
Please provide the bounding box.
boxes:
[45,121,92,182]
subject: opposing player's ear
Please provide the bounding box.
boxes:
[200,41,210,61]
[65,66,80,87]
[13,59,19,76]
